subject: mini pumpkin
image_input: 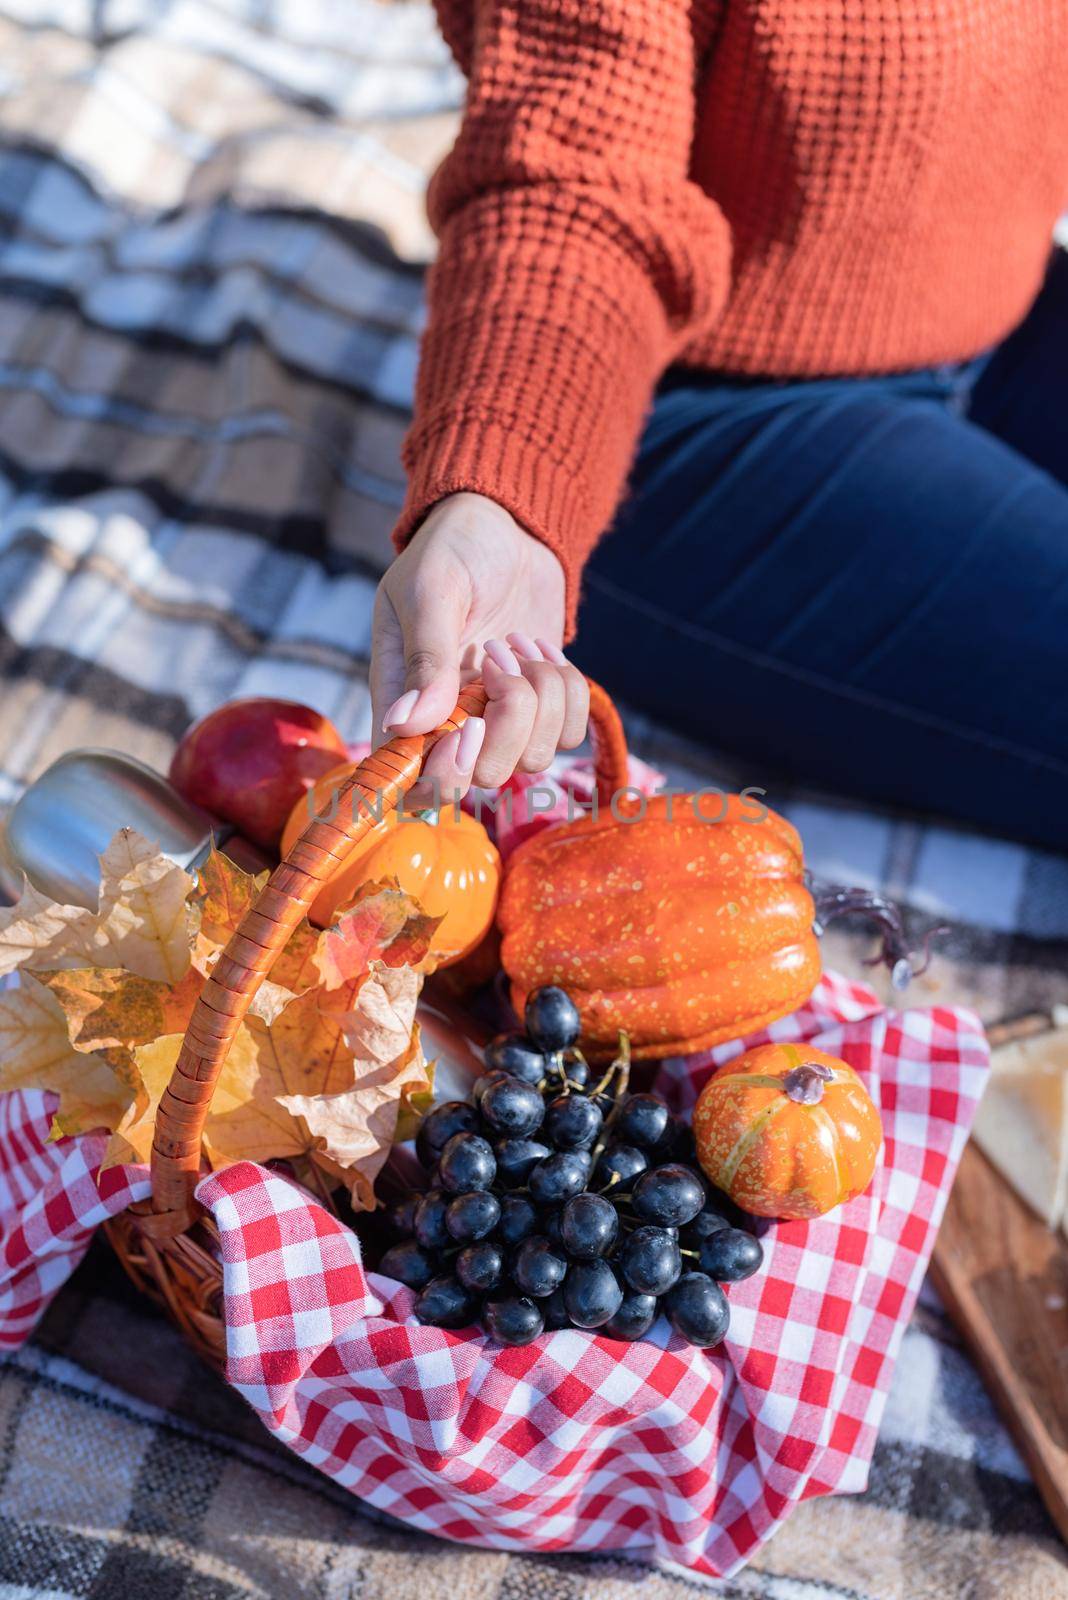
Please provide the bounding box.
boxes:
[497,682,821,1059]
[281,765,500,967]
[693,1042,883,1219]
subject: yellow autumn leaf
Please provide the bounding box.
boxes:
[103,1032,185,1167]
[198,1016,322,1171]
[281,1026,432,1210]
[0,880,101,977]
[36,965,202,1053]
[270,983,365,1098]
[94,829,197,983]
[191,844,268,946]
[202,963,425,1194]
[0,975,144,1140]
[0,829,198,985]
[332,964,422,1064]
[103,1028,305,1171]
[268,917,322,992]
[198,969,391,1169]
[0,830,429,1211]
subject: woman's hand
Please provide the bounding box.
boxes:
[371,493,589,803]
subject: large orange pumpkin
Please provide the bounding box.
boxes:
[693,1042,883,1219]
[497,683,821,1059]
[281,764,500,967]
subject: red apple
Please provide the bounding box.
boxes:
[170,698,348,849]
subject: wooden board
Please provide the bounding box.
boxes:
[931,1138,1068,1544]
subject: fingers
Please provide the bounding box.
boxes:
[472,655,539,788]
[512,656,566,773]
[508,634,589,755]
[370,568,466,749]
[405,716,487,812]
[370,552,589,804]
[466,636,589,788]
[532,638,589,749]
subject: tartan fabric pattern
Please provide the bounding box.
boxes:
[0,976,988,1579]
[0,2,1061,1590]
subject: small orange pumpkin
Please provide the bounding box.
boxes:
[497,682,821,1059]
[281,764,500,967]
[693,1042,883,1219]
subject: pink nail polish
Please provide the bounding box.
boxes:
[483,639,522,676]
[420,729,459,778]
[456,715,486,771]
[382,688,420,730]
[535,637,568,665]
[507,631,543,660]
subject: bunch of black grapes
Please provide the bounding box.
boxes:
[379,986,763,1347]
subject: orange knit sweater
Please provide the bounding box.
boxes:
[396,1,1068,631]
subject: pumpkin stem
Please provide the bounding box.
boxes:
[809,879,946,990]
[783,1061,834,1104]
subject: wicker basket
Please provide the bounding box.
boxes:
[104,678,629,1371]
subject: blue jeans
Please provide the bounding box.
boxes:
[572,251,1068,851]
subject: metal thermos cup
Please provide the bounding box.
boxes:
[0,748,268,908]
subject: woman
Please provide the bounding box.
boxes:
[371,1,1068,849]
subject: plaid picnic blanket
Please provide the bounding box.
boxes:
[0,2,1067,1597]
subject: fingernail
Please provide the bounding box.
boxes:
[456,715,486,771]
[483,638,521,676]
[420,730,459,783]
[507,631,543,660]
[382,689,420,730]
[535,637,568,665]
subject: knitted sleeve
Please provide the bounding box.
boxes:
[393,0,732,635]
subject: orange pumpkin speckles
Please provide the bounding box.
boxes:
[499,789,821,1060]
[693,1043,883,1220]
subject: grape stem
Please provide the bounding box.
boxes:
[545,1045,589,1097]
[589,1032,632,1166]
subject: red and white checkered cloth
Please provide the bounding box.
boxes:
[0,971,987,1578]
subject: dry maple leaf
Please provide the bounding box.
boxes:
[93,829,198,983]
[104,1027,315,1170]
[201,964,425,1193]
[0,975,144,1141]
[314,882,440,991]
[36,965,203,1053]
[282,1026,432,1209]
[0,829,197,985]
[191,844,268,947]
[265,917,321,993]
[189,844,321,992]
[0,881,101,977]
[102,973,428,1207]
[331,963,422,1062]
[2,833,431,1211]
[103,1033,186,1167]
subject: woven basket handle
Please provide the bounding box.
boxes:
[150,675,629,1218]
